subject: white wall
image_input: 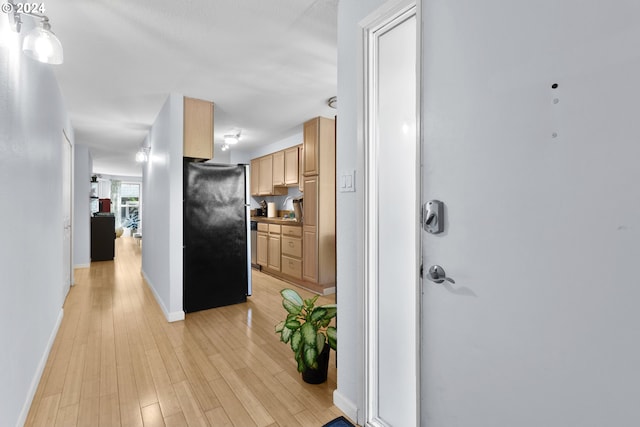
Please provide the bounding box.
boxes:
[73,144,92,268]
[141,93,185,322]
[0,15,71,427]
[335,0,386,422]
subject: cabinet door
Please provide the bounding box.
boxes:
[257,232,268,266]
[250,158,260,196]
[298,145,304,191]
[258,155,273,195]
[268,235,281,271]
[303,176,318,228]
[184,97,213,159]
[272,150,285,186]
[303,118,319,176]
[303,227,318,282]
[284,146,299,185]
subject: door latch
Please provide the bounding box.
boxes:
[422,200,444,234]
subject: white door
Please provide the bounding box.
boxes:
[419,2,640,425]
[62,131,72,300]
[362,1,419,425]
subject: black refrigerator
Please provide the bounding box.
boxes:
[183,162,252,313]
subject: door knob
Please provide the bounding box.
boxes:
[427,265,455,284]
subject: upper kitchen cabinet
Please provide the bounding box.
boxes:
[303,117,335,176]
[250,158,260,196]
[284,146,299,186]
[257,155,287,196]
[184,97,214,159]
[272,150,285,186]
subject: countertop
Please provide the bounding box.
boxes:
[251,216,302,226]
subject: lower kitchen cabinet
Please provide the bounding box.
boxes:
[268,234,281,271]
[258,223,282,272]
[281,225,303,279]
[302,227,318,282]
[257,224,269,267]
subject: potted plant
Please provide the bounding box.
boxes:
[275,288,337,384]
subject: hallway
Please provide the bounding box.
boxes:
[25,237,342,426]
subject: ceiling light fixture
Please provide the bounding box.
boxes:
[7,0,64,64]
[224,130,241,145]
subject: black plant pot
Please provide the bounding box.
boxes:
[302,345,330,384]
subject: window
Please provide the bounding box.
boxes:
[120,183,140,231]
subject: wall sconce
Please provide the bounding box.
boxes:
[135,146,150,163]
[7,0,63,64]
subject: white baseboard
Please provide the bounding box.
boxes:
[141,269,185,323]
[333,389,359,424]
[74,263,90,269]
[16,308,64,427]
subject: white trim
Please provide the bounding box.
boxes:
[141,269,185,322]
[16,308,64,427]
[333,389,359,423]
[74,263,90,269]
[360,1,421,426]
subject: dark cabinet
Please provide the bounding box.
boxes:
[91,216,115,261]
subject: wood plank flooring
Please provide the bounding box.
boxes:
[25,237,347,426]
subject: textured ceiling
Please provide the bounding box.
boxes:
[44,0,338,176]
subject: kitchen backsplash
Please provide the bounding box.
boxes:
[250,186,302,210]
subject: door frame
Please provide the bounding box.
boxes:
[360,0,422,425]
[62,129,73,296]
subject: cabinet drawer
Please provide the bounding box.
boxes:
[268,224,281,234]
[281,236,302,258]
[281,225,302,237]
[257,223,269,232]
[281,255,302,279]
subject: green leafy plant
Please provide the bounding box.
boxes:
[275,288,337,373]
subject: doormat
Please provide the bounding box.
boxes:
[322,416,355,427]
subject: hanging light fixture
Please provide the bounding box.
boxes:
[7,1,64,64]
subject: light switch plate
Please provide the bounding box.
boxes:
[339,170,356,192]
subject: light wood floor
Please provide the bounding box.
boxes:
[25,237,347,427]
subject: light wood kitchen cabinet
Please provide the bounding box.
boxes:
[258,155,273,195]
[298,145,304,191]
[254,154,287,196]
[250,158,260,196]
[257,224,269,267]
[183,97,214,159]
[303,176,318,227]
[301,116,336,288]
[303,116,335,177]
[267,224,281,271]
[303,118,319,176]
[272,150,285,186]
[281,225,303,280]
[302,228,318,282]
[284,146,299,186]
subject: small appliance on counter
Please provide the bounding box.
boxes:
[293,196,303,223]
[256,199,268,216]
